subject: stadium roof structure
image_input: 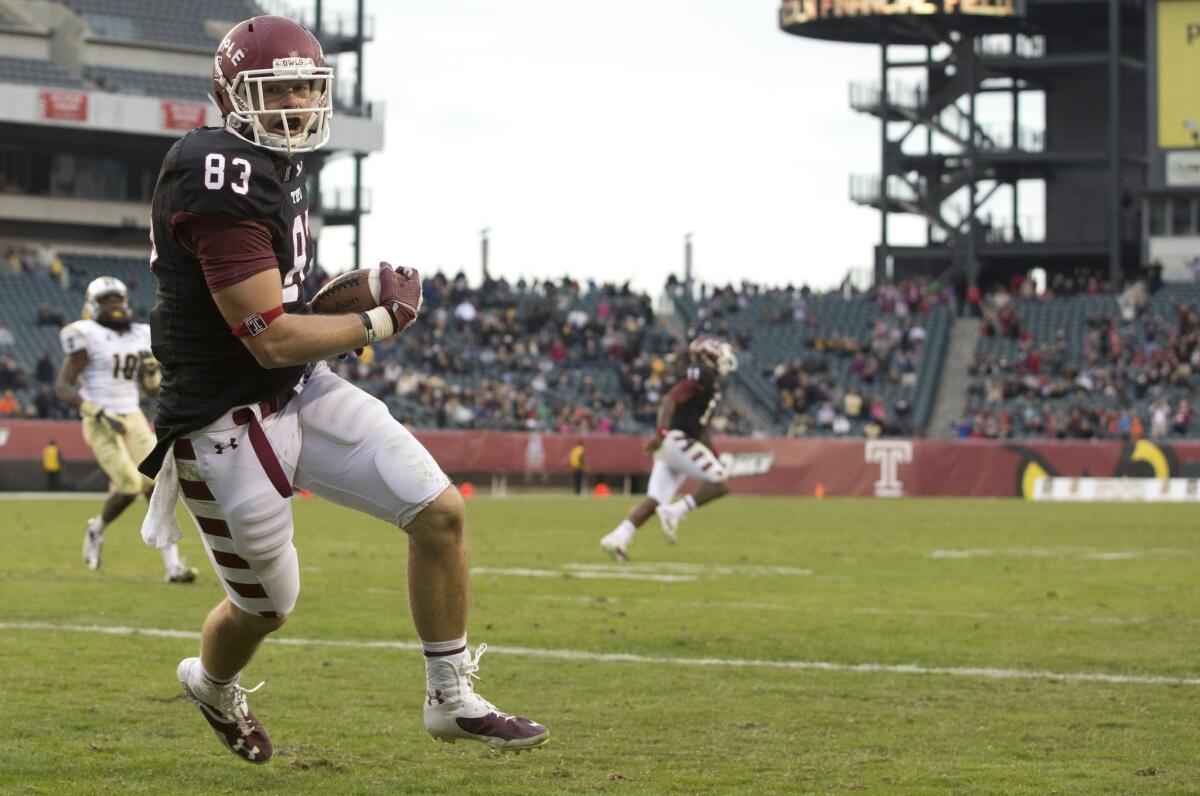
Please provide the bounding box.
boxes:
[0,0,381,260]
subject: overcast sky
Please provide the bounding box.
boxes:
[316,0,886,292]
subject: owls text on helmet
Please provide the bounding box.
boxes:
[84,276,130,329]
[689,336,738,377]
[210,15,333,155]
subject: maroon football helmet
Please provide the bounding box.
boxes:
[688,335,738,376]
[211,15,333,154]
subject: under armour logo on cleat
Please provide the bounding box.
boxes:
[214,438,238,454]
[233,738,260,760]
[426,689,445,706]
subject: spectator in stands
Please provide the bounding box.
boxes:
[1173,399,1193,434]
[50,255,69,288]
[35,353,55,384]
[0,389,21,417]
[893,394,912,434]
[843,388,863,419]
[966,283,982,317]
[1150,397,1171,438]
[33,384,58,419]
[0,324,14,348]
[37,302,65,326]
[0,355,26,390]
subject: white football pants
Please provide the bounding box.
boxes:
[171,362,451,617]
[645,429,727,505]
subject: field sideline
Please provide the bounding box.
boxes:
[2,495,1197,794]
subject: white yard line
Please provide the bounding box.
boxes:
[0,492,109,500]
[929,547,1193,560]
[525,595,1196,626]
[562,562,814,576]
[2,620,1197,687]
[470,567,697,582]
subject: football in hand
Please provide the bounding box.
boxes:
[308,267,382,315]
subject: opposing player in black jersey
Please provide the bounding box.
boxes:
[600,335,738,561]
[139,15,546,764]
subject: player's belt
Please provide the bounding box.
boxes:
[230,390,297,500]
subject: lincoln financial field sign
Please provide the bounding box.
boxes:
[779,0,1019,24]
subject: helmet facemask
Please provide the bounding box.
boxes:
[215,59,333,155]
[689,337,739,377]
[713,343,738,376]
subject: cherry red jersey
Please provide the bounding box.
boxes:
[140,127,313,475]
[665,364,720,439]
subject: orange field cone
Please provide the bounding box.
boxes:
[593,482,611,499]
[297,488,314,499]
[814,482,825,499]
[459,481,475,499]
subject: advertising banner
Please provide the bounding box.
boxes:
[39,90,88,122]
[4,421,1200,498]
[161,100,208,131]
[1166,150,1200,184]
[1158,0,1200,148]
[780,0,1019,26]
[1032,476,1200,502]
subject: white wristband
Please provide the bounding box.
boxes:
[364,305,395,341]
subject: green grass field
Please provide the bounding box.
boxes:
[1,495,1198,794]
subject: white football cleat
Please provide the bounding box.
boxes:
[655,505,680,544]
[166,563,199,584]
[599,531,630,562]
[177,657,272,764]
[423,644,549,752]
[82,517,104,571]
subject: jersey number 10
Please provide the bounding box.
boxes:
[112,353,139,380]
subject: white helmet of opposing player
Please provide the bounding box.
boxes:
[83,276,129,325]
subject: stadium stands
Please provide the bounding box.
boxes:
[57,0,262,48]
[5,252,1194,439]
[335,272,753,436]
[0,56,87,89]
[668,278,952,437]
[83,66,211,102]
[0,258,753,435]
[961,281,1200,438]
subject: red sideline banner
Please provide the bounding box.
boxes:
[161,100,208,130]
[3,420,1199,498]
[39,89,88,121]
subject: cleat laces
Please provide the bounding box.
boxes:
[214,680,266,736]
[444,644,503,716]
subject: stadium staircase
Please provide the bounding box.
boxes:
[926,317,979,438]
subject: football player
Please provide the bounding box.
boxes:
[600,335,738,561]
[55,276,197,582]
[141,16,546,764]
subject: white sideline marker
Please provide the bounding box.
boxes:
[2,620,1198,688]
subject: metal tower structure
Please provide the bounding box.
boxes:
[780,1,1147,290]
[310,0,374,269]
